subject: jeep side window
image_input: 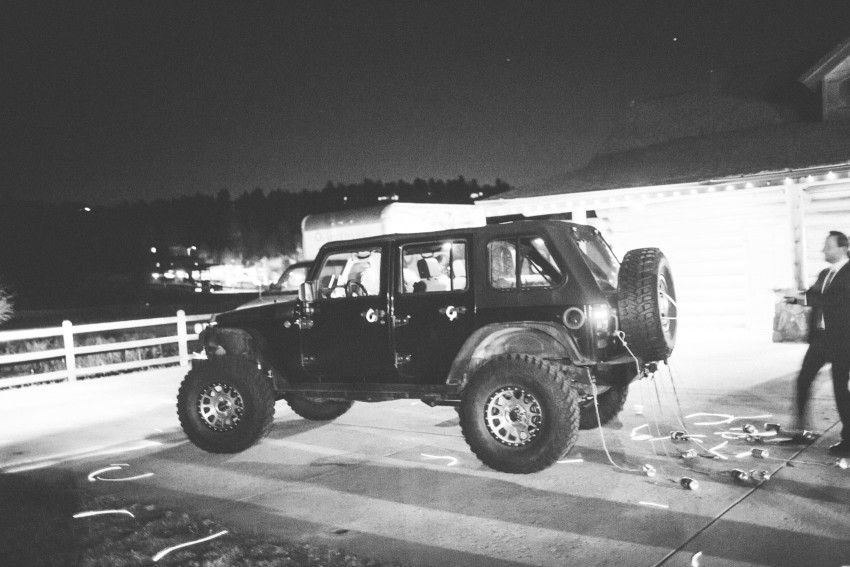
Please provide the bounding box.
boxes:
[488,236,564,290]
[400,240,467,293]
[316,249,382,299]
[571,231,619,290]
[488,240,516,289]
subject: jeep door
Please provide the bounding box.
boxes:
[299,245,392,381]
[390,239,474,384]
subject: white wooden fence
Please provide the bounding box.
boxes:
[0,311,211,389]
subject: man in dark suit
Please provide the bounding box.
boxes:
[790,231,850,456]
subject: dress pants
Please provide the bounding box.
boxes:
[796,329,850,442]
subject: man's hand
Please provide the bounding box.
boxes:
[784,291,805,305]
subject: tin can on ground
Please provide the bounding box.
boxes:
[730,469,750,482]
[642,464,656,477]
[751,448,769,459]
[764,423,781,433]
[681,449,699,459]
[749,469,770,481]
[801,430,817,440]
[670,430,687,441]
[742,424,757,434]
[680,477,699,490]
[745,435,763,444]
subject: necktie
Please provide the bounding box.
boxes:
[823,269,836,293]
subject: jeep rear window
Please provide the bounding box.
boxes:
[400,241,467,293]
[571,231,619,290]
[488,236,564,290]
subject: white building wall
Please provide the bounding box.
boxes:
[802,180,850,281]
[823,58,850,122]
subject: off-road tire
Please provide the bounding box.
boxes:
[617,248,677,361]
[285,395,353,420]
[579,384,629,430]
[177,356,275,453]
[459,354,580,474]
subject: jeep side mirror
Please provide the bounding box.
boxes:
[298,281,315,303]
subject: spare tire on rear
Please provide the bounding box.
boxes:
[617,248,677,361]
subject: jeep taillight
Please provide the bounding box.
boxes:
[589,304,616,348]
[590,304,610,331]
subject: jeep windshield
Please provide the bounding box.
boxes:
[269,262,311,294]
[571,230,619,290]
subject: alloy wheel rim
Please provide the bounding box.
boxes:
[484,386,543,446]
[198,382,245,431]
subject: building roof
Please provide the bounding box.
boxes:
[495,120,850,200]
[799,37,850,90]
[598,92,787,156]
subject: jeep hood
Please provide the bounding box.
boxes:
[234,291,298,310]
[213,297,298,326]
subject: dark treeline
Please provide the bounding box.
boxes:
[0,177,510,310]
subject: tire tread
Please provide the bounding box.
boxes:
[177,356,276,453]
[617,248,676,361]
[460,353,579,474]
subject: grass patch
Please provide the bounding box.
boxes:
[0,474,394,567]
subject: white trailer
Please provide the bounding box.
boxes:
[300,203,487,260]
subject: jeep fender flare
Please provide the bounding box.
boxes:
[445,322,591,389]
[206,326,255,358]
[202,326,286,390]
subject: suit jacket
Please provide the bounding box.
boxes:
[805,261,850,349]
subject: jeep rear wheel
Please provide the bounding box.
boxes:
[617,248,677,361]
[579,384,629,430]
[285,395,353,421]
[177,356,275,453]
[460,354,579,474]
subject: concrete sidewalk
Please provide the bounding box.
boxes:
[3,329,849,566]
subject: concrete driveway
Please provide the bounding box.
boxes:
[2,328,849,567]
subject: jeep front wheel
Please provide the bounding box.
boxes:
[285,395,353,420]
[617,248,677,361]
[459,354,579,474]
[177,356,275,453]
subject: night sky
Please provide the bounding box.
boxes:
[3,1,850,206]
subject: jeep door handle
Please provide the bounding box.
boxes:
[393,314,411,327]
[361,308,387,324]
[439,305,467,321]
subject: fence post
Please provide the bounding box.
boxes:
[62,320,77,382]
[177,310,189,367]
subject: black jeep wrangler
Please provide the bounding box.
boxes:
[178,220,676,473]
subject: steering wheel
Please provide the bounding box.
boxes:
[345,281,368,297]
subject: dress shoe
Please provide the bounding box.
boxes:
[828,441,850,457]
[790,430,819,442]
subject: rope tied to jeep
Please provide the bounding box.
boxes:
[590,377,642,473]
[617,329,689,431]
